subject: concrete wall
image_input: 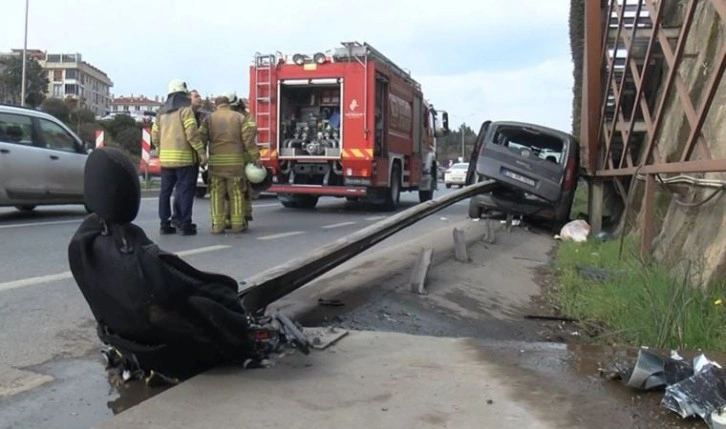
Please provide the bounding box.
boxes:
[651,0,726,284]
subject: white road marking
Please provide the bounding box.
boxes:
[321,221,357,229]
[0,202,280,230]
[0,219,81,230]
[365,216,387,221]
[256,231,305,241]
[0,245,231,293]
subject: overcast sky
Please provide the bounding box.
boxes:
[1,0,573,132]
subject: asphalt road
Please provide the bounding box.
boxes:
[0,188,471,429]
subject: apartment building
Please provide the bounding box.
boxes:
[38,51,114,116]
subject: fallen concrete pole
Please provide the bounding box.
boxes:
[238,180,499,313]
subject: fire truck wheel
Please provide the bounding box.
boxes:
[382,164,401,211]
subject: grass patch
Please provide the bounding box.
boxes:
[551,237,726,352]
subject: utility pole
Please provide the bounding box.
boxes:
[20,0,29,106]
[460,124,466,159]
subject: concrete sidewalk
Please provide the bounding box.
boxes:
[95,330,582,429]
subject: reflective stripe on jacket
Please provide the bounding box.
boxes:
[200,105,257,176]
[151,106,205,168]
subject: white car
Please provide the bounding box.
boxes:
[0,104,93,212]
[444,162,469,188]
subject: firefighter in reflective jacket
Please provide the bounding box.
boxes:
[199,95,260,234]
[151,79,207,236]
[229,94,256,222]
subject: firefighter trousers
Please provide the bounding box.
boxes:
[209,174,247,233]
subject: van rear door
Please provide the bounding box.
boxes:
[476,123,570,203]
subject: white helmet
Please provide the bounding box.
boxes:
[167,79,188,95]
[224,92,239,106]
[245,163,267,184]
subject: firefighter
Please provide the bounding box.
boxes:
[151,79,207,236]
[199,95,260,234]
[229,94,256,222]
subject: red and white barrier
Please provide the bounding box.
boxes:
[95,130,104,148]
[141,127,151,163]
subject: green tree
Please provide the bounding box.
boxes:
[40,97,71,123]
[1,55,49,107]
[99,115,142,155]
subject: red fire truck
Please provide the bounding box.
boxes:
[248,41,450,210]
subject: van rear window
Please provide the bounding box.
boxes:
[491,126,565,164]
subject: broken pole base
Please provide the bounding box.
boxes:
[409,247,434,295]
[453,227,470,262]
[484,217,496,244]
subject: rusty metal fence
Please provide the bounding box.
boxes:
[580,0,726,255]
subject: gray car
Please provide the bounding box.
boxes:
[0,104,92,212]
[468,120,580,228]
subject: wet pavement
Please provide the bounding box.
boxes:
[296,225,714,428]
[0,357,167,429]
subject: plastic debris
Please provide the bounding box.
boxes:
[662,365,726,426]
[555,219,590,242]
[605,348,726,427]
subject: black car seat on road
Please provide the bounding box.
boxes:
[67,147,257,380]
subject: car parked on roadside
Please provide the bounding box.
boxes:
[468,120,580,228]
[444,162,469,188]
[0,104,93,212]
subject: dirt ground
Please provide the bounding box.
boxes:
[299,220,707,429]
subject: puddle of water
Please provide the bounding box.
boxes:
[473,340,716,428]
[0,357,168,429]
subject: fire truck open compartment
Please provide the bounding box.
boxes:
[277,79,343,159]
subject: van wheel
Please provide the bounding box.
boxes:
[15,205,36,212]
[382,164,401,211]
[468,200,482,219]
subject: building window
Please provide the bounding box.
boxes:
[135,105,140,111]
[52,84,63,97]
[53,70,62,81]
[64,84,78,95]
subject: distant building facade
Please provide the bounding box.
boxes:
[110,95,163,114]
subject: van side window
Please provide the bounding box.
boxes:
[38,119,79,153]
[0,113,34,146]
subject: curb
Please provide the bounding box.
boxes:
[267,218,492,323]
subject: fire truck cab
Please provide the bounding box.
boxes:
[249,41,449,211]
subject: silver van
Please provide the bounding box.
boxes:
[468,121,580,227]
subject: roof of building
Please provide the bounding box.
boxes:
[111,96,163,106]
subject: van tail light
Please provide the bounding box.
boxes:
[563,155,576,191]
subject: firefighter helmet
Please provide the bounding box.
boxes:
[249,168,273,193]
[167,79,188,95]
[245,163,267,184]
